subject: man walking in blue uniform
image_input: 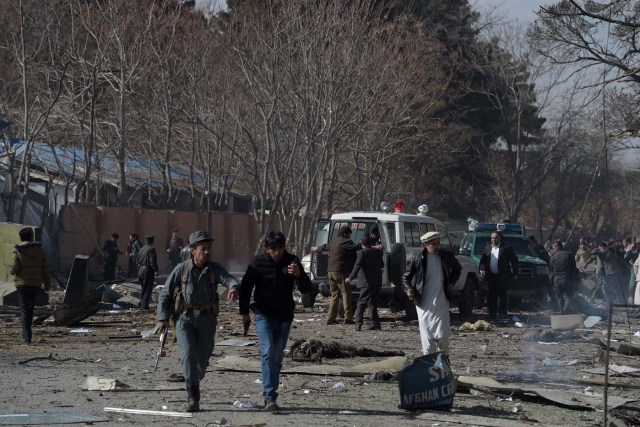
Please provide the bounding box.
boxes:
[156,230,240,412]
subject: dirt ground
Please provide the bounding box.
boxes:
[1,290,640,427]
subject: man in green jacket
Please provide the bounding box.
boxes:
[10,227,52,345]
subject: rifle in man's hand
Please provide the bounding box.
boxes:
[154,325,168,372]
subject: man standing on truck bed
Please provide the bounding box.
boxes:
[312,226,357,325]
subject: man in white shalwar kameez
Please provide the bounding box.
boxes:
[402,232,462,355]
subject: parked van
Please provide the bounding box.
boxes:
[302,201,479,319]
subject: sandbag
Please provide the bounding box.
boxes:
[398,351,455,411]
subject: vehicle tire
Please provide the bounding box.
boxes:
[457,277,476,316]
[388,243,406,286]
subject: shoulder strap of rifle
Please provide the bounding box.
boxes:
[181,259,192,308]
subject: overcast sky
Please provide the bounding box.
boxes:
[473,0,547,23]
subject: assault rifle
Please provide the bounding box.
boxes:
[154,324,168,372]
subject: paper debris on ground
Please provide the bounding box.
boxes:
[457,375,637,410]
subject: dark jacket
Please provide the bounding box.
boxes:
[137,245,158,273]
[320,236,357,275]
[10,242,52,289]
[239,251,312,321]
[480,244,519,278]
[549,249,580,289]
[592,246,630,282]
[103,239,122,262]
[128,239,142,264]
[349,247,384,289]
[402,248,461,301]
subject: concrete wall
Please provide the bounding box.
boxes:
[59,204,259,274]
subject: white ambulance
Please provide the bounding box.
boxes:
[303,200,479,318]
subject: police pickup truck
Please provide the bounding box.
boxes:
[301,201,479,319]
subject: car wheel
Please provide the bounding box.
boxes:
[457,277,475,316]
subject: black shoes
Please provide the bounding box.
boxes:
[264,400,279,412]
[326,319,338,325]
[186,386,200,412]
[368,325,381,330]
[355,324,362,331]
[344,319,355,325]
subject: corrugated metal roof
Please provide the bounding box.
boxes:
[0,141,211,189]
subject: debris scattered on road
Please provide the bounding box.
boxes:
[458,320,493,331]
[542,358,578,367]
[583,316,602,328]
[232,400,259,408]
[68,327,92,334]
[80,377,130,391]
[103,407,192,418]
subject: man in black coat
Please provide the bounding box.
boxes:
[346,236,384,331]
[137,235,158,310]
[549,240,581,313]
[239,231,311,412]
[103,233,123,280]
[479,231,519,319]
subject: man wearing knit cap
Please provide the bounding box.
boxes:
[402,231,461,355]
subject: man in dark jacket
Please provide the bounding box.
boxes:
[591,241,627,304]
[479,231,519,319]
[239,231,311,412]
[549,240,601,316]
[549,240,581,313]
[346,236,384,331]
[126,233,142,278]
[103,233,123,280]
[402,231,461,355]
[312,226,357,325]
[137,235,158,310]
[10,227,52,345]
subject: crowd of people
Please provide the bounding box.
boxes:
[9,223,640,414]
[538,235,640,317]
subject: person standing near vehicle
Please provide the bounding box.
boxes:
[402,232,461,355]
[137,235,159,311]
[311,226,357,325]
[103,233,123,280]
[529,235,550,265]
[156,230,240,412]
[126,233,142,278]
[239,231,311,412]
[10,227,52,345]
[166,230,184,272]
[479,231,519,319]
[549,240,581,313]
[591,241,627,304]
[346,235,384,331]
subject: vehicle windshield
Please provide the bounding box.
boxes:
[473,236,534,257]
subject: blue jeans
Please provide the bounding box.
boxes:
[255,313,291,402]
